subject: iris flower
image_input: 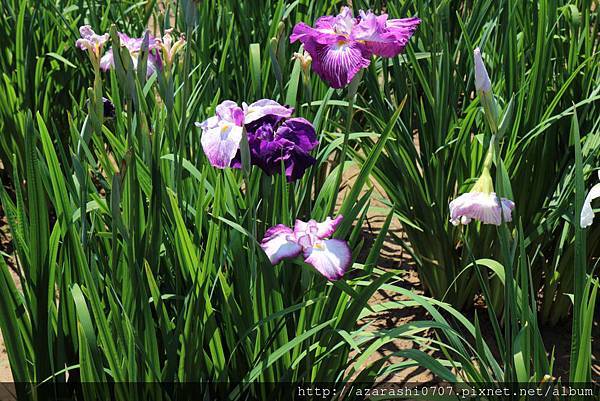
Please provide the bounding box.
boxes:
[244,114,318,181]
[290,7,420,88]
[195,99,318,181]
[100,32,162,77]
[260,216,351,280]
[449,168,515,226]
[580,170,600,228]
[76,26,109,67]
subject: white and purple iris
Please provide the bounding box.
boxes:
[261,216,351,281]
[195,99,318,181]
[100,32,163,77]
[290,7,420,88]
[449,192,515,226]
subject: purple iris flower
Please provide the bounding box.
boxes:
[261,215,351,280]
[290,7,420,88]
[243,114,318,181]
[100,32,162,77]
[195,99,319,181]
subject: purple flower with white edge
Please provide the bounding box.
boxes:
[290,7,420,88]
[260,216,351,280]
[195,100,245,169]
[449,167,515,226]
[581,170,600,228]
[76,25,109,61]
[100,32,162,77]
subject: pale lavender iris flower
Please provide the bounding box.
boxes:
[449,192,515,226]
[260,216,351,280]
[290,7,420,88]
[76,26,109,60]
[100,32,162,77]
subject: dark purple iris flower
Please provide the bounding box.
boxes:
[244,114,318,182]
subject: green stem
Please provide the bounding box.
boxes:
[328,72,362,215]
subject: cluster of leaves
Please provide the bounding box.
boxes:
[0,0,597,400]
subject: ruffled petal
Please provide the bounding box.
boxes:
[581,182,600,228]
[294,215,343,240]
[260,225,302,264]
[355,13,420,58]
[303,239,351,280]
[199,122,243,169]
[276,118,318,152]
[216,100,244,125]
[243,99,293,124]
[282,147,317,182]
[449,192,514,226]
[306,40,371,88]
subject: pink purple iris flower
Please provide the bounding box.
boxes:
[100,32,163,77]
[260,216,351,281]
[195,99,318,181]
[290,7,420,88]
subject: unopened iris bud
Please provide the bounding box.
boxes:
[474,47,492,95]
[473,47,498,133]
[292,51,312,73]
[157,29,186,69]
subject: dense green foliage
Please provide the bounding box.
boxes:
[0,0,597,400]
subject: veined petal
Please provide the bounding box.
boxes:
[200,122,243,169]
[581,182,600,228]
[355,13,420,58]
[260,225,302,264]
[294,215,343,240]
[303,239,351,281]
[308,40,371,88]
[195,116,219,131]
[243,99,293,124]
[216,100,244,125]
[449,192,515,226]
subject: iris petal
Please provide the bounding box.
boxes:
[303,239,351,281]
[243,99,293,124]
[355,13,421,58]
[294,216,343,240]
[449,192,515,226]
[308,40,371,89]
[199,122,243,169]
[260,225,303,264]
[581,179,600,228]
